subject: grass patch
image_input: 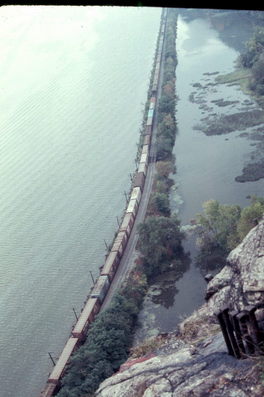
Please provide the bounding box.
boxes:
[216,68,264,108]
[196,109,264,136]
[216,68,251,86]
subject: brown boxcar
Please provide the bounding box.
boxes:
[150,96,156,107]
[101,250,120,280]
[48,337,79,385]
[142,144,149,155]
[111,231,128,257]
[71,297,100,339]
[120,211,135,236]
[143,135,151,146]
[145,125,152,136]
[41,383,57,397]
[133,172,145,190]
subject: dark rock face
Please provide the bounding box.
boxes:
[95,219,264,397]
[206,218,264,315]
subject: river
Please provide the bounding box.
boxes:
[134,10,264,343]
[0,6,161,397]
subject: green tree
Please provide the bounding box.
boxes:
[196,200,241,270]
[240,27,264,68]
[148,192,171,217]
[237,196,264,240]
[137,215,184,277]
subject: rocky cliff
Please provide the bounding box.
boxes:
[95,219,264,397]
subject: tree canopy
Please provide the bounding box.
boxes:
[137,215,184,277]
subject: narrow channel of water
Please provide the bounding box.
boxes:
[134,11,264,343]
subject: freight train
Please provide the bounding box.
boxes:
[40,8,167,397]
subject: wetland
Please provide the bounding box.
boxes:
[134,10,264,344]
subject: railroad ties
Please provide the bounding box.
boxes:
[217,303,264,358]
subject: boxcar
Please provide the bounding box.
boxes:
[145,125,152,136]
[130,186,142,204]
[142,145,149,155]
[146,116,153,126]
[120,212,135,236]
[48,337,79,385]
[143,135,151,146]
[91,275,110,303]
[133,172,145,190]
[139,152,148,165]
[111,231,128,257]
[147,108,154,119]
[126,197,138,217]
[101,250,120,280]
[71,297,100,339]
[150,96,156,108]
[138,162,147,177]
[41,383,57,397]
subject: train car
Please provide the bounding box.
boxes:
[126,197,138,217]
[147,108,154,119]
[90,275,110,303]
[48,337,79,385]
[111,230,128,257]
[138,162,147,177]
[146,116,153,127]
[143,135,151,146]
[71,297,100,339]
[120,211,135,237]
[142,144,149,156]
[133,172,145,190]
[145,125,152,136]
[41,383,57,397]
[139,152,148,165]
[150,96,156,108]
[101,250,120,280]
[130,186,142,203]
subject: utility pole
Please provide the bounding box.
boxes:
[48,352,56,366]
[124,191,129,204]
[104,239,110,252]
[89,270,95,285]
[72,307,78,321]
[116,216,120,227]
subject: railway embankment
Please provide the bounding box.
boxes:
[40,8,184,397]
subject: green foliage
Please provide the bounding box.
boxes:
[195,197,264,274]
[240,27,264,68]
[148,192,171,217]
[250,54,264,95]
[237,196,264,240]
[57,282,146,397]
[240,27,264,96]
[137,215,184,277]
[196,199,241,252]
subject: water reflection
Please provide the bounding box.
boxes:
[149,252,191,308]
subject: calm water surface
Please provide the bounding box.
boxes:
[0,6,161,397]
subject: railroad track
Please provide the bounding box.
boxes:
[40,8,168,397]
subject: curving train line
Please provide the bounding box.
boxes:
[40,8,167,397]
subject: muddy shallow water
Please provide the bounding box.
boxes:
[134,12,264,344]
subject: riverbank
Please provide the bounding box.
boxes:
[94,218,264,397]
[44,9,181,397]
[133,10,264,344]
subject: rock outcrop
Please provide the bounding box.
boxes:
[206,217,264,313]
[95,219,264,397]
